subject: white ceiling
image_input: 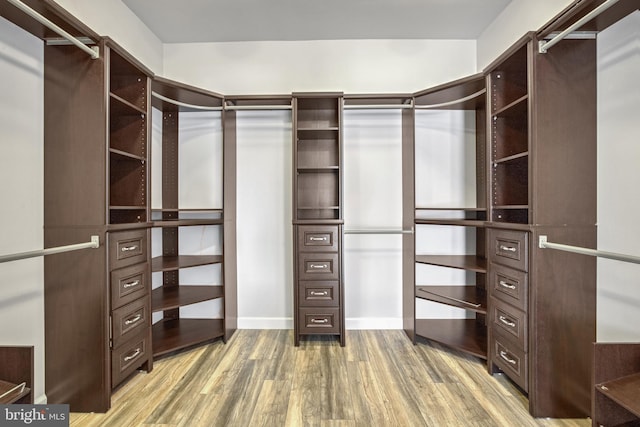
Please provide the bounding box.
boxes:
[122,0,513,43]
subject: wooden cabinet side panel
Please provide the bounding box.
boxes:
[528,226,596,418]
[44,227,110,412]
[44,42,107,228]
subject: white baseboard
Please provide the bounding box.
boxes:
[35,394,47,404]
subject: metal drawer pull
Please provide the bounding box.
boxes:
[123,348,141,362]
[310,291,329,296]
[309,236,328,241]
[499,351,517,365]
[124,314,142,325]
[499,245,517,253]
[123,280,140,289]
[311,318,329,324]
[499,280,516,290]
[310,264,328,269]
[121,245,139,252]
[499,316,516,328]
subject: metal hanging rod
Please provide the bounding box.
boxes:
[344,102,414,110]
[6,0,99,59]
[538,235,640,265]
[224,104,292,111]
[0,236,100,264]
[538,0,621,53]
[151,92,223,111]
[414,89,486,109]
[344,228,414,235]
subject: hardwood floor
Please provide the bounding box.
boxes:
[71,330,591,426]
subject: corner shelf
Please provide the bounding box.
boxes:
[415,319,487,360]
[152,318,224,357]
[416,286,486,314]
[0,381,30,404]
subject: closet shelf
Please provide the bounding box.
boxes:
[109,148,146,162]
[152,219,224,227]
[416,286,487,314]
[415,319,487,360]
[152,318,224,357]
[110,93,147,116]
[152,285,224,312]
[415,255,487,273]
[151,255,223,272]
[0,380,30,404]
[297,166,340,172]
[493,94,528,117]
[415,218,487,227]
[596,373,640,418]
[493,151,528,165]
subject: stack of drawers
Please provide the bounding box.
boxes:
[108,229,153,387]
[488,228,529,391]
[295,225,343,345]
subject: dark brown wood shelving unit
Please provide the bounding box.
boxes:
[0,346,33,404]
[293,93,345,346]
[150,76,235,358]
[407,73,489,362]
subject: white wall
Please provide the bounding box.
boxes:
[163,39,476,94]
[596,11,640,342]
[54,0,163,73]
[0,16,45,403]
[476,0,573,70]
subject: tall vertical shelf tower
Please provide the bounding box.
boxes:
[150,77,237,357]
[292,93,345,346]
[404,75,488,359]
[485,29,596,417]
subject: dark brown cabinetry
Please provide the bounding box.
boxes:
[592,343,640,427]
[485,29,597,417]
[41,29,153,410]
[293,93,345,346]
[150,77,236,357]
[406,75,488,360]
[0,346,33,404]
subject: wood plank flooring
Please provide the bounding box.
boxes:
[71,330,591,426]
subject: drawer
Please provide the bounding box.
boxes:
[490,297,527,350]
[109,229,148,270]
[298,281,339,307]
[298,225,339,252]
[112,297,150,349]
[489,229,528,271]
[299,308,340,334]
[492,331,528,392]
[490,263,528,311]
[111,331,149,387]
[298,253,339,281]
[111,262,148,310]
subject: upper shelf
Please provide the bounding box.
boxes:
[414,73,486,110]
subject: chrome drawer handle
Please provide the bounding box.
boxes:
[499,280,516,290]
[499,245,517,253]
[123,348,141,362]
[121,245,139,252]
[123,280,140,289]
[309,236,328,241]
[310,291,329,296]
[499,350,517,365]
[311,318,328,324]
[499,315,516,328]
[310,264,328,269]
[124,314,142,325]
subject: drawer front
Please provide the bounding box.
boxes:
[298,225,339,252]
[112,297,150,349]
[112,332,148,387]
[298,253,339,281]
[492,332,528,392]
[489,229,529,272]
[491,297,527,350]
[299,308,340,334]
[298,281,339,307]
[109,229,148,270]
[490,263,528,311]
[111,262,148,310]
